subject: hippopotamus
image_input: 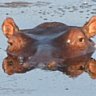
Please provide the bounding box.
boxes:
[2,16,96,75]
[3,51,96,79]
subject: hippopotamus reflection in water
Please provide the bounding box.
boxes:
[2,16,96,76]
[3,52,96,79]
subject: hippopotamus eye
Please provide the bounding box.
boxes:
[8,60,13,66]
[8,41,13,46]
[78,37,84,43]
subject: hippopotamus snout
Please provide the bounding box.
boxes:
[22,44,63,70]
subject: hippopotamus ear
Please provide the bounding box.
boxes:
[83,16,96,38]
[2,17,19,38]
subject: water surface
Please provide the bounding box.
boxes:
[0,0,96,96]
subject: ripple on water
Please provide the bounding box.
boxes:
[0,87,36,95]
[0,1,95,21]
[0,1,51,8]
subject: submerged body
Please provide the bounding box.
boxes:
[2,16,96,75]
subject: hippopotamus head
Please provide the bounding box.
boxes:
[2,16,96,70]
